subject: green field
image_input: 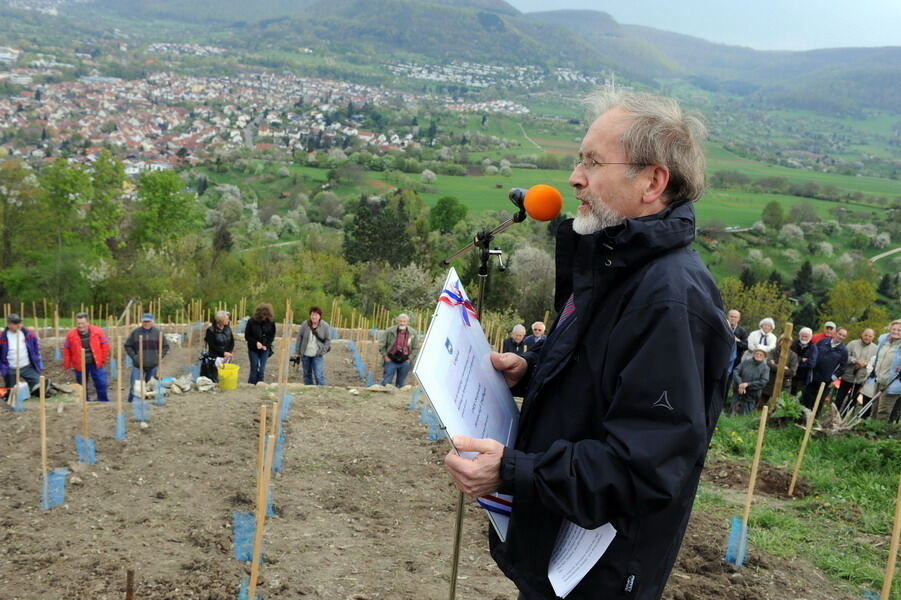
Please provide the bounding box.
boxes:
[707,145,901,198]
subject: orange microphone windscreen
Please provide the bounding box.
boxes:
[523,184,563,221]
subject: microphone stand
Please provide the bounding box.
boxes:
[440,190,526,600]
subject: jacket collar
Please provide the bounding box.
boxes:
[554,201,697,305]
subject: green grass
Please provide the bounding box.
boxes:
[707,145,901,198]
[708,414,901,594]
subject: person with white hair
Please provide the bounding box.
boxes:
[380,313,419,387]
[443,89,732,600]
[502,324,527,356]
[523,321,546,349]
[790,326,819,395]
[744,317,777,361]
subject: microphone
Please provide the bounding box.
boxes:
[441,184,564,266]
[508,185,563,222]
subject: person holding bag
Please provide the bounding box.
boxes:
[380,313,419,387]
[293,306,331,386]
[204,311,235,383]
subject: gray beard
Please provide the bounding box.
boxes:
[573,198,626,234]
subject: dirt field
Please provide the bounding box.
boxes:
[0,336,858,599]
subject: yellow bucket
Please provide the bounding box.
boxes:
[217,363,239,390]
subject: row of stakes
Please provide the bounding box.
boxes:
[29,340,172,511]
[26,326,431,597]
[233,394,293,600]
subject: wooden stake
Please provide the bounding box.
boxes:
[116,339,123,417]
[788,382,826,497]
[881,470,901,600]
[255,405,268,489]
[138,334,144,401]
[248,432,277,600]
[39,375,47,476]
[767,322,794,411]
[80,347,89,442]
[157,325,163,381]
[126,569,135,600]
[741,405,769,529]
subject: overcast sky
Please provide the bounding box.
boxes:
[504,0,901,51]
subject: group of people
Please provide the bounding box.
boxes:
[2,88,896,599]
[501,321,546,356]
[727,310,901,422]
[0,304,423,401]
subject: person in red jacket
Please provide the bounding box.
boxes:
[63,313,110,402]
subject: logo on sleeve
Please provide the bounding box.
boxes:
[652,391,673,411]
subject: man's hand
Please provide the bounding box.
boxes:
[737,382,748,395]
[490,352,527,388]
[444,436,503,498]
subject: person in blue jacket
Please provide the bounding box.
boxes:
[0,313,43,392]
[801,326,848,409]
[444,90,733,600]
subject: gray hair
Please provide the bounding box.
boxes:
[511,324,526,335]
[531,321,545,329]
[75,312,89,320]
[585,89,707,204]
[799,327,813,336]
[214,310,230,325]
[396,313,410,323]
[759,318,775,329]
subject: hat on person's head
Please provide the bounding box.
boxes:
[141,313,154,322]
[824,321,836,329]
[6,313,22,324]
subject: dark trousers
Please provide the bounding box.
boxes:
[801,380,831,410]
[4,364,41,391]
[248,349,269,384]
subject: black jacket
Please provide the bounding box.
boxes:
[492,204,733,600]
[205,324,235,358]
[811,339,848,383]
[502,337,527,356]
[245,318,276,353]
[731,325,748,369]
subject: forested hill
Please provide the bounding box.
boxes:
[45,0,901,115]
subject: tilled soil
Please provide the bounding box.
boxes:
[0,337,858,599]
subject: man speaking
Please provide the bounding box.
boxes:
[445,90,733,599]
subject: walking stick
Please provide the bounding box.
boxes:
[788,382,826,497]
[881,470,901,600]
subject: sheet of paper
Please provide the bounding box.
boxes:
[548,521,617,598]
[413,267,520,540]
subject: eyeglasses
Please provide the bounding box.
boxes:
[573,156,649,170]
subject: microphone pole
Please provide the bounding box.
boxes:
[441,188,527,600]
[440,188,527,269]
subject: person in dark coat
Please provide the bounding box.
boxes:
[245,303,276,384]
[802,326,848,409]
[726,309,748,371]
[790,327,818,395]
[523,321,546,349]
[760,344,798,407]
[124,313,169,402]
[444,90,733,600]
[204,310,235,383]
[730,349,770,415]
[502,324,527,355]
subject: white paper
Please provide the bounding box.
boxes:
[413,267,520,540]
[548,521,617,598]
